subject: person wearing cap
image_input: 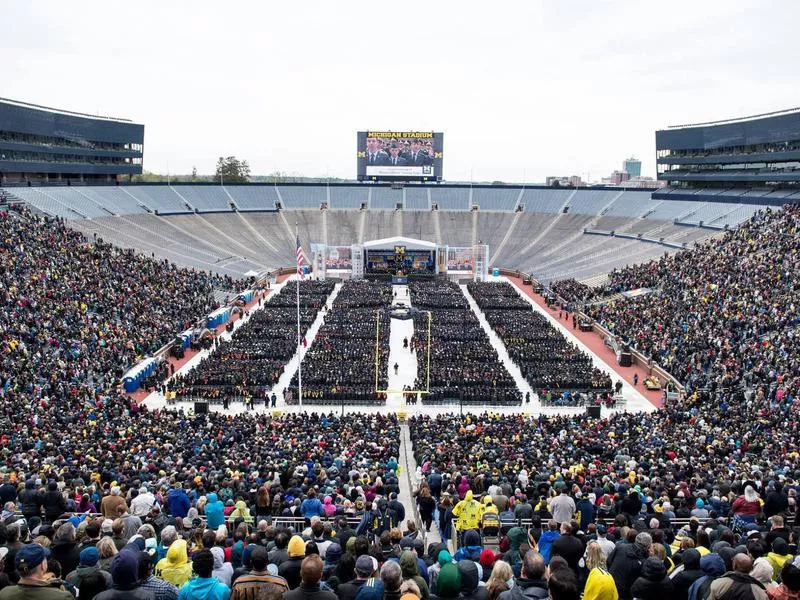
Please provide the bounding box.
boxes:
[284,555,337,600]
[337,554,377,600]
[0,544,72,600]
[65,547,112,593]
[176,549,230,600]
[593,526,615,559]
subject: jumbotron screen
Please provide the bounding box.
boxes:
[357,130,444,181]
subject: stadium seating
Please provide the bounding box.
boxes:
[472,187,520,211]
[404,187,430,210]
[567,189,621,215]
[329,185,368,209]
[171,185,231,212]
[124,186,191,214]
[276,185,325,208]
[370,186,403,210]
[224,185,280,210]
[76,186,148,215]
[430,187,470,210]
[520,187,572,213]
[5,187,91,219]
[602,191,661,217]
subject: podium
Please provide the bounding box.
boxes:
[195,402,209,414]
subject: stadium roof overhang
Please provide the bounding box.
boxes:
[362,236,437,250]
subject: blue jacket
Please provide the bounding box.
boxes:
[537,530,560,564]
[300,497,324,518]
[167,488,191,519]
[205,493,225,529]
[178,576,230,600]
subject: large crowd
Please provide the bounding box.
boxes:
[409,281,521,406]
[550,279,605,305]
[286,281,392,405]
[583,205,800,401]
[172,281,334,403]
[0,206,229,407]
[467,283,612,395]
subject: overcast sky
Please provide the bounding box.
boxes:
[4,1,799,183]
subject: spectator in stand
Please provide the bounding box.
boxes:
[497,550,548,600]
[285,555,337,600]
[177,549,230,600]
[0,544,72,600]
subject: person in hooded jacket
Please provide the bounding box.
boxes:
[671,549,704,600]
[687,554,726,600]
[178,549,230,600]
[166,487,191,521]
[211,547,233,588]
[608,532,651,600]
[433,563,461,600]
[428,550,453,596]
[155,540,193,588]
[457,560,488,600]
[400,551,430,600]
[455,531,483,563]
[95,549,152,600]
[630,557,674,600]
[205,494,225,530]
[453,492,483,543]
[535,522,560,566]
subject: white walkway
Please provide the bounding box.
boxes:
[386,285,418,412]
[460,283,537,408]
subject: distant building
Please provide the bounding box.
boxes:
[656,107,800,189]
[545,175,583,187]
[601,170,631,185]
[0,98,144,185]
[623,157,641,178]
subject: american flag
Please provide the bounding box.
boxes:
[296,235,306,278]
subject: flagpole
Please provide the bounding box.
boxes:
[296,222,302,408]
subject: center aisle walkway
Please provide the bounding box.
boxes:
[386,285,417,412]
[399,422,445,549]
[460,283,535,409]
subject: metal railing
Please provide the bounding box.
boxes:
[448,513,798,549]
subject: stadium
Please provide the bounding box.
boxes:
[2,6,800,598]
